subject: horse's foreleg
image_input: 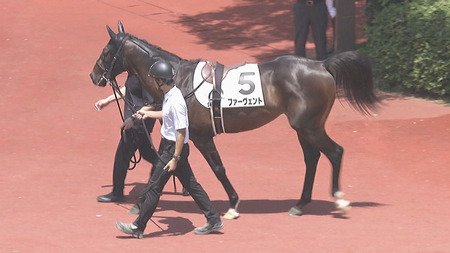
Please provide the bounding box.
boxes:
[192,138,240,219]
[289,134,321,216]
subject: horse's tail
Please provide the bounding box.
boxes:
[324,51,380,116]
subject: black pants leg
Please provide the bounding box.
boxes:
[134,139,219,231]
[293,1,328,60]
[173,145,220,225]
[310,2,328,60]
[293,1,309,57]
[112,126,157,196]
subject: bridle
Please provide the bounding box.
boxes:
[98,35,128,87]
[97,35,166,169]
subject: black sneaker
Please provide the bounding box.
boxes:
[97,192,125,203]
[194,221,224,235]
[115,222,143,239]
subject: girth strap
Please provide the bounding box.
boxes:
[209,62,225,135]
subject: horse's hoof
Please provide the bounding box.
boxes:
[223,208,239,220]
[335,199,351,213]
[288,206,303,216]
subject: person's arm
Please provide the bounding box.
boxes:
[140,104,155,112]
[135,108,162,120]
[163,128,186,172]
[94,86,126,110]
[122,106,161,131]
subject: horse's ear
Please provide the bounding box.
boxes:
[118,20,125,33]
[106,25,116,39]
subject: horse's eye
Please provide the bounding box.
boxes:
[100,50,111,62]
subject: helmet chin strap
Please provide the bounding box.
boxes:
[156,79,169,94]
[158,78,173,87]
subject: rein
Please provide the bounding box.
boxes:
[110,79,140,170]
[183,77,208,100]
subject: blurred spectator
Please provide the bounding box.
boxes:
[293,0,328,60]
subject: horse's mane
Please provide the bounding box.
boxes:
[125,34,202,68]
[126,34,186,62]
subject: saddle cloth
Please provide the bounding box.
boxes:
[192,61,265,109]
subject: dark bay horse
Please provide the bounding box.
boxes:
[90,22,378,219]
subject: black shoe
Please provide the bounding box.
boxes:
[194,221,224,235]
[97,193,125,203]
[115,222,143,239]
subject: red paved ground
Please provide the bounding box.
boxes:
[1,1,449,252]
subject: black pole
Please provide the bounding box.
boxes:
[335,0,356,53]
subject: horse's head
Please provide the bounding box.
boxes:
[90,21,128,87]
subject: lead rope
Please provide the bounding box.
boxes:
[111,84,141,170]
[109,78,165,166]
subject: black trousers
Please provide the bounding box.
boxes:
[293,0,328,60]
[112,120,157,196]
[134,138,220,231]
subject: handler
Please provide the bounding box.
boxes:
[115,60,223,239]
[95,73,157,203]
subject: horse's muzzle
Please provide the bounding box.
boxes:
[90,72,107,87]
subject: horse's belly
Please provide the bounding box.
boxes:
[221,108,281,133]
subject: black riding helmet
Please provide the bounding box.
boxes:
[149,60,175,86]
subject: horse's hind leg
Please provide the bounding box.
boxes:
[313,131,351,212]
[290,129,350,216]
[192,137,240,219]
[289,134,321,216]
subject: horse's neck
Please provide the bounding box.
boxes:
[175,60,197,89]
[125,37,199,98]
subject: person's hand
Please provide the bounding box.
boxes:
[121,117,134,131]
[94,98,109,111]
[163,159,177,172]
[133,112,144,120]
[133,109,148,120]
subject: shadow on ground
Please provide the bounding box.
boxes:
[118,183,385,218]
[176,0,294,62]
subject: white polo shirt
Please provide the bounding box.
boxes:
[161,86,189,144]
